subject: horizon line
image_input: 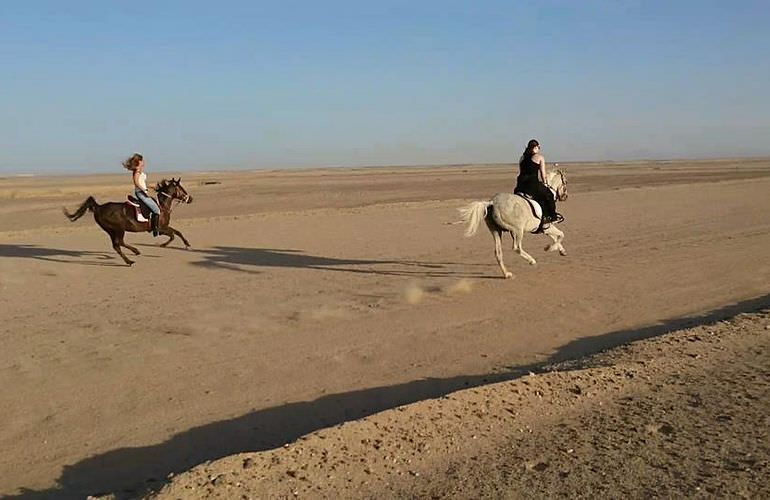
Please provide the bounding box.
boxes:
[2,155,769,178]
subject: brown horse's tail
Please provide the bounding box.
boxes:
[63,196,99,222]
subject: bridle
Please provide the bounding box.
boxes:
[156,186,191,211]
[546,170,568,202]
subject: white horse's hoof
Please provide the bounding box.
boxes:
[504,272,513,279]
[529,260,537,266]
[559,250,567,256]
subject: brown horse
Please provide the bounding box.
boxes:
[63,178,193,266]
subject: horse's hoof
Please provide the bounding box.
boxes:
[126,261,134,266]
[504,272,513,279]
[559,250,567,256]
[529,260,537,266]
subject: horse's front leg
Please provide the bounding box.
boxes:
[159,226,191,248]
[543,226,566,256]
[158,226,175,248]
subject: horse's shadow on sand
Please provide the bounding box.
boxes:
[0,244,126,267]
[8,294,770,500]
[1,243,489,277]
[153,245,492,278]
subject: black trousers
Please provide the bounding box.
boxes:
[515,177,557,220]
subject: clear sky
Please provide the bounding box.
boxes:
[1,0,768,173]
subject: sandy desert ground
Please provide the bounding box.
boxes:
[1,158,769,498]
[153,308,770,499]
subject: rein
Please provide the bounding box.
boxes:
[156,190,185,214]
[547,170,567,201]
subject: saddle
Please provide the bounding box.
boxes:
[513,192,563,234]
[126,195,153,223]
[514,193,544,225]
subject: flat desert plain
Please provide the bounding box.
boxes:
[0,159,769,498]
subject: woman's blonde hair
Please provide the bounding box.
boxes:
[122,153,143,171]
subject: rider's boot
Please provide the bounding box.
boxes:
[151,214,159,237]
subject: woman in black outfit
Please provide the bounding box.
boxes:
[514,139,561,224]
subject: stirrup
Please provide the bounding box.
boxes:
[553,213,564,223]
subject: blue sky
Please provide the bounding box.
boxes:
[1,0,768,173]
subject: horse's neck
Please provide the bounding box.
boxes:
[158,192,173,211]
[547,171,561,189]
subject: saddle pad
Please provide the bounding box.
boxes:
[126,195,149,222]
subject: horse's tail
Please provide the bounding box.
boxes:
[63,196,99,222]
[457,201,492,237]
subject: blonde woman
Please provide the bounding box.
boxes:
[122,153,160,236]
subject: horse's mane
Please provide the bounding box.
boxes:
[155,178,178,192]
[549,169,566,185]
[155,179,169,192]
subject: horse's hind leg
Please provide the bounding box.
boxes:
[110,231,134,266]
[512,227,537,265]
[492,229,513,279]
[119,234,141,255]
[485,214,512,278]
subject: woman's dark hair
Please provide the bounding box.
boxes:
[122,153,143,171]
[519,139,540,166]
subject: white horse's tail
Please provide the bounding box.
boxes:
[457,201,492,237]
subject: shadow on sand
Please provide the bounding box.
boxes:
[0,244,124,267]
[1,242,488,277]
[154,244,492,278]
[8,293,769,499]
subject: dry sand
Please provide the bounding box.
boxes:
[152,309,770,499]
[1,159,769,498]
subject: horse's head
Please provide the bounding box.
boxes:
[548,169,568,201]
[156,178,193,204]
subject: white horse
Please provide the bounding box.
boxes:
[458,169,568,279]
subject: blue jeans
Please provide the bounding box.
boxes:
[135,189,160,215]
